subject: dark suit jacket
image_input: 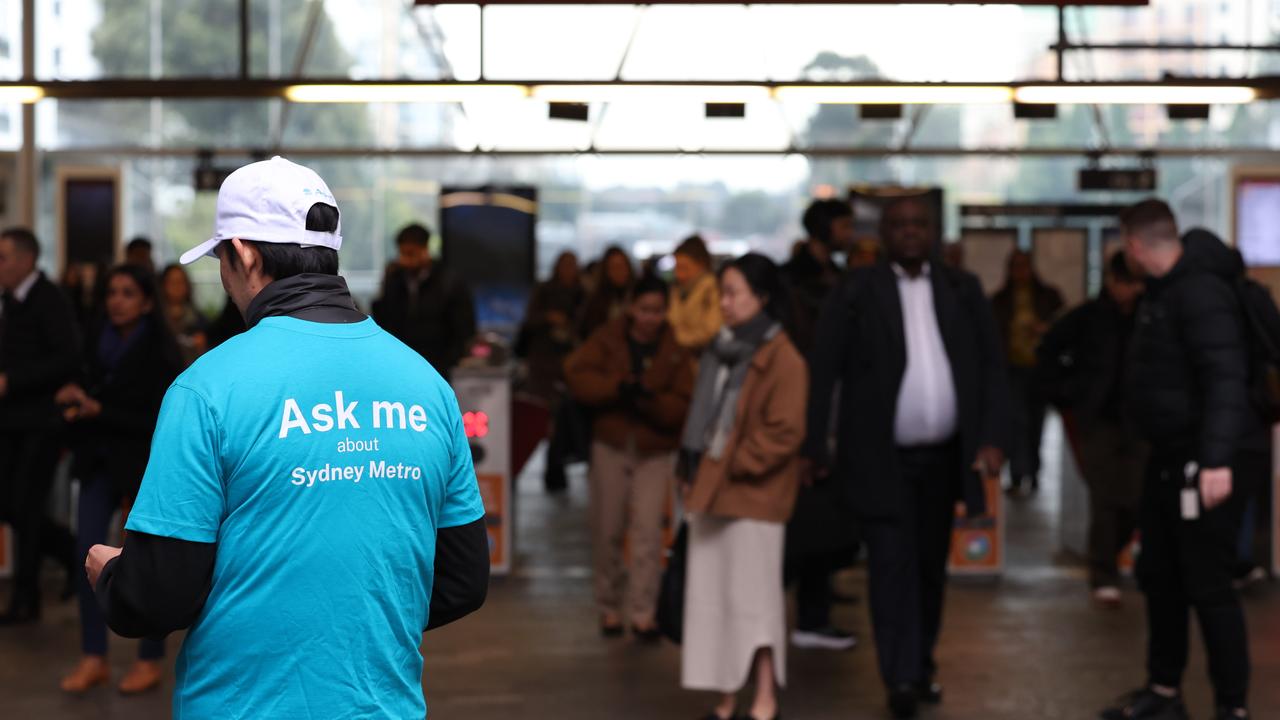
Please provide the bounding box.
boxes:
[372,264,476,375]
[0,273,81,431]
[803,261,1011,520]
[69,318,183,497]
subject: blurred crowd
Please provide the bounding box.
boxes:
[0,192,1273,720]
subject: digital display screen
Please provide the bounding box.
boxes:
[463,411,490,440]
[1238,179,1280,267]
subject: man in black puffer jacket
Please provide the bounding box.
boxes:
[1101,200,1265,720]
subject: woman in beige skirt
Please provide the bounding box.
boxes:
[678,254,807,720]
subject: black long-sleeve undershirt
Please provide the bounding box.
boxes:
[95,532,216,638]
[96,520,491,638]
[426,517,490,631]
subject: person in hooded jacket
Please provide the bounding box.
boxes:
[1101,200,1266,720]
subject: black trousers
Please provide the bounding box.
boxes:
[0,429,63,610]
[1089,492,1139,589]
[863,441,959,688]
[1008,367,1047,484]
[1138,449,1266,710]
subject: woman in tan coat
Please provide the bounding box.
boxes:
[679,253,807,720]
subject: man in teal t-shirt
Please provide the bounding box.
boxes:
[86,157,489,719]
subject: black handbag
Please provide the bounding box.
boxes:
[656,521,689,644]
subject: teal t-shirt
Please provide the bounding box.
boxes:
[126,316,486,719]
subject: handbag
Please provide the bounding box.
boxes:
[655,521,688,644]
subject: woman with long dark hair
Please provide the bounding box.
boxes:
[680,253,807,720]
[990,249,1063,495]
[160,263,210,367]
[517,251,588,492]
[578,246,634,339]
[57,264,184,695]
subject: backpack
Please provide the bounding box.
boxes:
[1235,277,1280,423]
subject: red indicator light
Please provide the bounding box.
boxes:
[463,411,490,439]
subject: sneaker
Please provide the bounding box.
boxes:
[1232,566,1268,591]
[1213,708,1248,720]
[790,627,857,651]
[1099,688,1189,720]
[1093,586,1123,609]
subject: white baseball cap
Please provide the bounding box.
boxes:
[179,156,343,265]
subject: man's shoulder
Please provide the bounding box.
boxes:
[29,274,74,311]
[933,263,983,294]
[1170,268,1237,313]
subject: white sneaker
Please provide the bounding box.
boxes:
[1093,586,1122,607]
[790,627,858,651]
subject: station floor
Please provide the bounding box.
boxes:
[3,438,1280,719]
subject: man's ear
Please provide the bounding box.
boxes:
[229,237,259,275]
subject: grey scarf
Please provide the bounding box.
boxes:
[681,312,779,463]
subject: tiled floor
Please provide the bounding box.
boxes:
[2,439,1277,719]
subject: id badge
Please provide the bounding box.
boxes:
[1181,487,1200,521]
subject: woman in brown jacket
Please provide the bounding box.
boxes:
[679,253,807,720]
[564,274,696,639]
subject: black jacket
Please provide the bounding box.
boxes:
[1037,294,1135,422]
[516,280,584,401]
[372,264,476,374]
[68,318,184,497]
[782,247,841,356]
[0,273,81,431]
[804,262,1011,520]
[1128,231,1261,467]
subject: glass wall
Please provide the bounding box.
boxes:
[14,0,1280,314]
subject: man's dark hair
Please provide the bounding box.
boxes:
[1108,251,1139,283]
[126,236,153,254]
[674,234,712,269]
[0,227,40,259]
[395,223,431,248]
[225,202,341,279]
[802,199,852,246]
[1118,198,1178,240]
[630,272,669,302]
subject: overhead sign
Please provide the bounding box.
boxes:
[1079,168,1158,192]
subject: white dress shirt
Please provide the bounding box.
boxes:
[893,263,959,447]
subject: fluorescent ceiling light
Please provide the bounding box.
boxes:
[0,86,44,103]
[284,84,529,103]
[532,84,771,104]
[1015,85,1257,105]
[773,85,1014,105]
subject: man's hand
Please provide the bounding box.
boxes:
[0,373,8,399]
[55,383,83,406]
[85,544,123,588]
[1200,467,1233,510]
[973,446,1005,480]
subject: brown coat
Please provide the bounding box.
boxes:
[563,317,695,454]
[685,333,808,524]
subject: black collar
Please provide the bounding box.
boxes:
[243,274,366,329]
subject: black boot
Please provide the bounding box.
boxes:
[1099,688,1189,720]
[888,685,918,719]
